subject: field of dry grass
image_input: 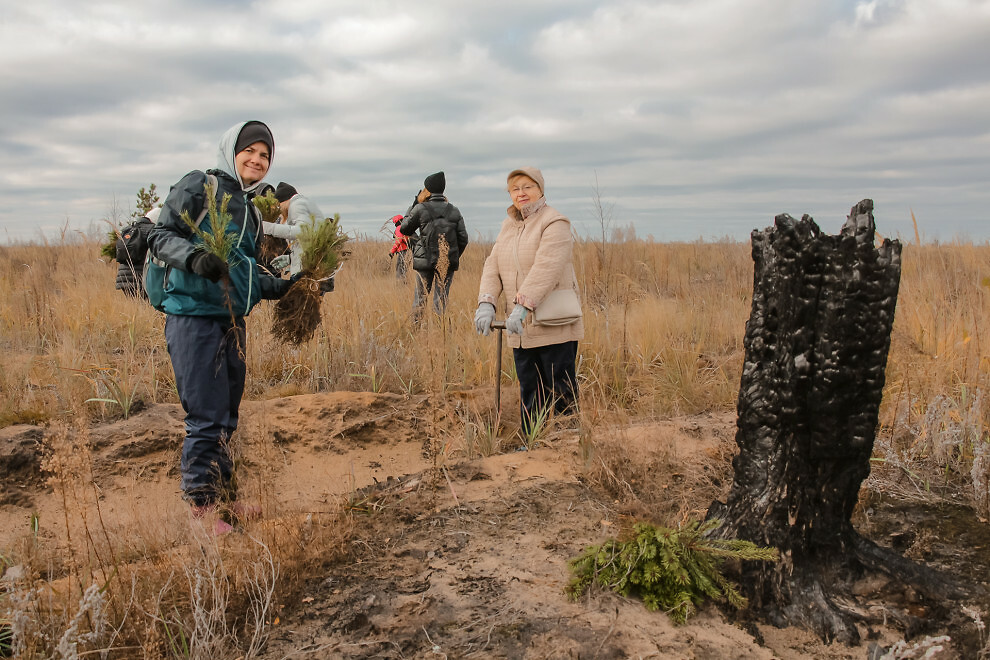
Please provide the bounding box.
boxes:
[1,230,989,657]
[3,232,987,457]
[0,235,757,423]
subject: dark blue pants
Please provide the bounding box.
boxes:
[165,315,246,506]
[413,268,454,319]
[513,341,579,433]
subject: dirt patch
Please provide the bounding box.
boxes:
[1,393,986,658]
[0,425,45,507]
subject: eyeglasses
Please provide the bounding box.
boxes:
[509,184,539,194]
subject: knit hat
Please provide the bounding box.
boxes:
[506,167,544,195]
[234,121,274,158]
[424,171,446,194]
[274,182,298,203]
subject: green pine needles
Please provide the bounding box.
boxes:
[271,213,349,345]
[181,182,238,266]
[567,519,778,624]
[252,190,281,224]
[99,228,117,259]
[298,212,349,277]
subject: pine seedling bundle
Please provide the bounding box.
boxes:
[272,213,349,345]
[253,190,281,223]
[253,190,290,269]
[177,181,242,331]
[181,182,237,268]
[567,519,777,624]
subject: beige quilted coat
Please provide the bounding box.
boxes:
[478,198,584,349]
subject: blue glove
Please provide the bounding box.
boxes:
[506,304,528,335]
[474,302,495,336]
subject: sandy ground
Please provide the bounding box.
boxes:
[0,391,977,659]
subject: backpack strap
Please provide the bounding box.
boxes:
[193,173,219,229]
[147,172,219,268]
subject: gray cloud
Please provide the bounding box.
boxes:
[1,0,988,244]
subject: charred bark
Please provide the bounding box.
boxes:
[709,200,970,644]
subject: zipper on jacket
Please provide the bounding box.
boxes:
[513,223,524,294]
[241,199,253,315]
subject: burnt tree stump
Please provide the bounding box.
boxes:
[709,200,970,644]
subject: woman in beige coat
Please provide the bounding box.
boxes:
[474,167,583,432]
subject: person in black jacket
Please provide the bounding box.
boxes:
[399,171,469,321]
[114,207,158,297]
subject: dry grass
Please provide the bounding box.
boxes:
[2,415,353,659]
[2,231,990,656]
[0,235,757,421]
[2,234,988,464]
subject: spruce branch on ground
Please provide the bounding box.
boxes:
[567,518,778,624]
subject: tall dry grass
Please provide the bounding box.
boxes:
[2,234,989,482]
[0,234,754,423]
[2,233,988,455]
[1,414,351,659]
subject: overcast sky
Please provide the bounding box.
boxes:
[2,0,988,244]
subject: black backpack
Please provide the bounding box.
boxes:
[116,219,149,265]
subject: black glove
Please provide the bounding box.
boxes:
[189,252,228,283]
[287,272,332,294]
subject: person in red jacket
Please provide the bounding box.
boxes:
[388,214,411,280]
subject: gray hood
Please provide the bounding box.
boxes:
[215,121,273,193]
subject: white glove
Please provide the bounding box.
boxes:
[474,303,496,336]
[506,304,528,335]
[263,221,302,240]
[270,254,290,272]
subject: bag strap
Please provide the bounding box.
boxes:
[193,173,218,229]
[148,173,218,268]
[513,230,524,289]
[513,218,575,306]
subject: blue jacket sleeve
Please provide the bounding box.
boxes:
[147,171,209,271]
[258,271,290,299]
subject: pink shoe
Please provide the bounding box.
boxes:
[190,504,236,536]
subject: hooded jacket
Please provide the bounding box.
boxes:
[147,121,289,318]
[478,170,583,349]
[399,195,469,272]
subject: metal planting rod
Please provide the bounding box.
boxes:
[491,320,506,413]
